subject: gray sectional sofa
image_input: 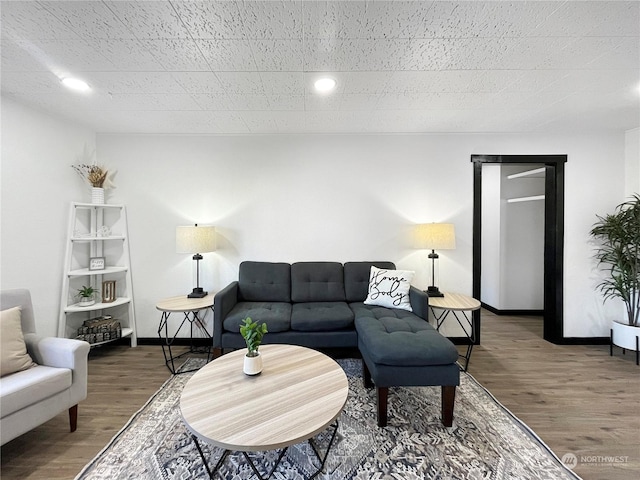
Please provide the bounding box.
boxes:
[213,260,460,427]
[213,260,428,351]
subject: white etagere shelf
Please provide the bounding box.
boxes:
[58,202,137,347]
[71,235,126,242]
[64,296,131,313]
[68,266,128,276]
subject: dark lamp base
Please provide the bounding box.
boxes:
[426,286,444,297]
[187,288,208,299]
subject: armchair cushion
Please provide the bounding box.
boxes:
[1,307,36,377]
[0,366,71,417]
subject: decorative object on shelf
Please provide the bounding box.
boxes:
[176,224,216,298]
[89,256,105,271]
[102,281,116,303]
[77,285,96,307]
[76,315,121,344]
[71,162,115,204]
[240,317,268,376]
[415,223,456,297]
[590,194,640,364]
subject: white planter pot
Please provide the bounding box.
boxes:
[91,187,105,204]
[611,321,640,351]
[243,352,263,376]
[78,297,95,307]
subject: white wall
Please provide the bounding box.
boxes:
[480,165,502,307]
[1,97,96,336]
[96,132,626,338]
[0,99,629,339]
[97,133,474,337]
[625,127,639,196]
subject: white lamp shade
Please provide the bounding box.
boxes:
[176,225,216,254]
[416,223,456,250]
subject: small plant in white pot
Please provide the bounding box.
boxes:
[590,194,640,362]
[240,317,268,375]
[77,285,96,307]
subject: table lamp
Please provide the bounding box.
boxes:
[176,224,216,298]
[416,223,456,297]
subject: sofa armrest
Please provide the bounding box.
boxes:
[409,286,429,320]
[24,334,90,371]
[24,334,90,404]
[213,281,239,348]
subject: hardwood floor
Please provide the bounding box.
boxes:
[468,310,639,480]
[1,312,638,479]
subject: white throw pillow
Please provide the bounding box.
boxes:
[1,306,36,377]
[364,266,415,312]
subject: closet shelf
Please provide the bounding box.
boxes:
[507,195,545,204]
[507,167,545,180]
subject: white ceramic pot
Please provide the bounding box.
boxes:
[243,352,263,376]
[91,187,105,204]
[611,321,640,350]
[78,297,95,307]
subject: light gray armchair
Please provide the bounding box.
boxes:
[1,289,90,445]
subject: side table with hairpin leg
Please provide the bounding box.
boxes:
[429,292,481,371]
[156,293,214,374]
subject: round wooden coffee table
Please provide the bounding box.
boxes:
[180,344,349,479]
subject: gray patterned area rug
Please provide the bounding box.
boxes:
[76,358,580,480]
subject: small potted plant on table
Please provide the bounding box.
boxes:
[240,317,268,375]
[77,285,96,307]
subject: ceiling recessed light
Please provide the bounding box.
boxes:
[61,77,91,92]
[314,77,336,92]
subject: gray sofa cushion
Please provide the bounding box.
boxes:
[223,302,291,333]
[354,306,458,366]
[291,262,346,302]
[291,302,354,332]
[343,261,396,302]
[238,261,291,302]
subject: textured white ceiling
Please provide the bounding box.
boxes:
[1,0,639,134]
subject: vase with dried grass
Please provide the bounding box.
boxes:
[72,163,114,204]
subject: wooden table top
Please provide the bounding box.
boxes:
[180,344,349,452]
[429,292,481,311]
[155,293,214,312]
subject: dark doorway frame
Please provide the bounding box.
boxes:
[471,154,567,344]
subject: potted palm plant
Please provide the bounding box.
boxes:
[77,285,96,307]
[590,194,640,358]
[240,317,268,375]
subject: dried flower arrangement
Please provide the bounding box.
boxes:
[72,163,114,189]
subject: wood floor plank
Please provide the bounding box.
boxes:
[1,312,638,479]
